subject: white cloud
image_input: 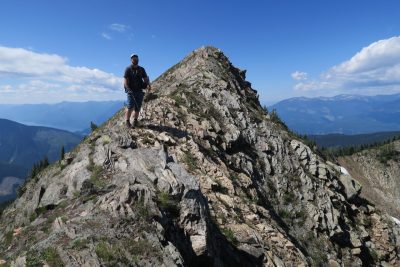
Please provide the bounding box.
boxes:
[294,36,400,95]
[101,33,112,40]
[0,85,12,93]
[291,71,308,80]
[109,23,130,33]
[0,46,124,103]
[294,81,333,91]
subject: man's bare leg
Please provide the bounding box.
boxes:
[125,108,133,126]
[133,111,140,127]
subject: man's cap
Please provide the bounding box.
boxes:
[130,53,138,58]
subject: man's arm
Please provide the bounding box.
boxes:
[124,68,131,92]
[124,77,130,91]
[142,67,151,91]
[144,76,151,91]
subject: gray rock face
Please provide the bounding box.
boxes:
[1,46,400,266]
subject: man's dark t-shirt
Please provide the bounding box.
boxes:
[124,65,148,92]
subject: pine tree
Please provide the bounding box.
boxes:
[60,145,65,160]
[90,121,98,132]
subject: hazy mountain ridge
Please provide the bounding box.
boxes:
[0,47,399,266]
[0,119,82,201]
[0,119,81,167]
[271,93,400,134]
[0,100,124,132]
[309,131,400,148]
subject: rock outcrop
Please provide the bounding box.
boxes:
[1,46,399,266]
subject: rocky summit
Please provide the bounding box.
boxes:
[1,46,399,266]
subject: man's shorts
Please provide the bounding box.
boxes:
[126,90,145,112]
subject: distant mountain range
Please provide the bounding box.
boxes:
[270,93,400,134]
[0,118,82,202]
[0,100,124,132]
[309,131,400,148]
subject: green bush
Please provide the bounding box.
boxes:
[41,247,64,267]
[90,165,105,188]
[3,231,13,247]
[95,241,127,265]
[124,239,161,260]
[71,238,89,250]
[0,200,12,217]
[269,109,288,130]
[377,143,398,164]
[278,208,290,219]
[183,151,197,173]
[156,191,179,215]
[222,228,237,244]
[18,156,50,197]
[95,241,116,262]
[90,121,98,132]
[26,251,43,267]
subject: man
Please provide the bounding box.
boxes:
[124,53,151,128]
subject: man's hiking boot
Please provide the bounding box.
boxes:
[133,119,140,128]
[126,120,132,128]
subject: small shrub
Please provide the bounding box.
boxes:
[298,232,327,265]
[294,208,307,226]
[60,146,65,161]
[170,92,185,107]
[71,238,89,250]
[41,247,64,267]
[230,173,239,181]
[269,109,288,130]
[135,202,151,221]
[95,241,127,265]
[29,212,37,222]
[183,151,197,173]
[369,247,379,262]
[377,143,398,164]
[90,121,98,132]
[90,165,105,188]
[17,185,26,197]
[278,208,290,219]
[222,228,237,244]
[124,239,162,260]
[73,191,80,198]
[283,191,296,204]
[26,250,43,267]
[95,241,115,262]
[0,200,13,217]
[156,191,179,215]
[29,206,47,222]
[57,200,68,209]
[4,231,13,247]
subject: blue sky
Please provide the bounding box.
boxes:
[1,0,400,105]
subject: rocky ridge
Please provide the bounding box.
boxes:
[339,140,400,219]
[0,46,399,266]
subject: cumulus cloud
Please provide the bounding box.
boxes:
[0,46,124,103]
[291,71,308,80]
[294,36,400,94]
[109,23,130,33]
